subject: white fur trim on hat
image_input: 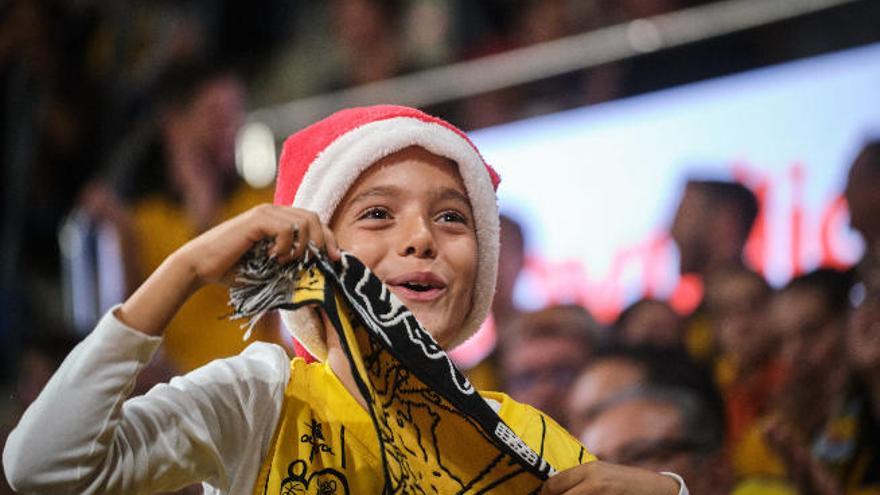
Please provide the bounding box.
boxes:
[279,116,499,361]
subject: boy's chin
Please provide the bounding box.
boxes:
[409,310,467,349]
[418,321,452,348]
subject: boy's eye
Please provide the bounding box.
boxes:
[438,211,468,225]
[358,207,391,220]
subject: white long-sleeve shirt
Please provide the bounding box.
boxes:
[4,308,290,494]
[3,308,688,495]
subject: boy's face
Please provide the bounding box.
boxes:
[331,147,478,348]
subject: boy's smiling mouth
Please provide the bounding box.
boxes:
[386,271,448,302]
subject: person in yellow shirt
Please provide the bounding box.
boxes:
[6,105,688,494]
[80,63,286,371]
[761,269,879,495]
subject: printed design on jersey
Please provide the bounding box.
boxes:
[301,419,335,462]
[230,245,557,493]
[279,460,349,495]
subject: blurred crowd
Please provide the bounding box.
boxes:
[484,151,880,494]
[2,0,880,494]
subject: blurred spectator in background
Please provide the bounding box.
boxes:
[594,0,764,101]
[512,0,572,46]
[501,304,603,424]
[3,332,79,421]
[567,344,744,494]
[848,252,880,422]
[757,269,878,494]
[703,266,785,463]
[845,140,880,439]
[0,332,78,494]
[401,0,453,69]
[579,385,733,495]
[507,0,586,118]
[459,214,527,390]
[325,0,408,90]
[615,298,683,350]
[0,0,104,380]
[845,139,880,278]
[79,63,288,372]
[671,179,759,281]
[565,345,721,438]
[566,347,650,436]
[670,179,759,363]
[844,254,880,492]
[494,214,527,338]
[0,330,194,493]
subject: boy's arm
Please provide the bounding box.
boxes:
[3,307,291,494]
[4,204,338,493]
[117,203,339,337]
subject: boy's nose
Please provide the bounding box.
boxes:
[400,217,436,258]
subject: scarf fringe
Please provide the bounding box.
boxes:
[226,239,315,340]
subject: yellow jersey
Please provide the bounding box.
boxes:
[253,358,593,494]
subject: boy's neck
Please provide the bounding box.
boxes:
[322,311,369,410]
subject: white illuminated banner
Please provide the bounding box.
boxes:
[470,42,880,321]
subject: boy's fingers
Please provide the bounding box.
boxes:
[288,219,310,262]
[261,205,338,262]
[323,224,341,261]
[540,467,583,495]
[266,219,297,261]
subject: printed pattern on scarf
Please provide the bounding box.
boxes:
[317,253,555,492]
[244,251,559,494]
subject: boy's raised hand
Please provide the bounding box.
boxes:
[118,204,339,336]
[179,204,340,286]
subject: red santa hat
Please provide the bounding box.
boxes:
[274,105,501,360]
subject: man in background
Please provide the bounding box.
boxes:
[762,269,878,494]
[579,385,736,495]
[569,344,739,495]
[845,139,880,280]
[670,179,760,363]
[79,63,289,372]
[501,304,604,424]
